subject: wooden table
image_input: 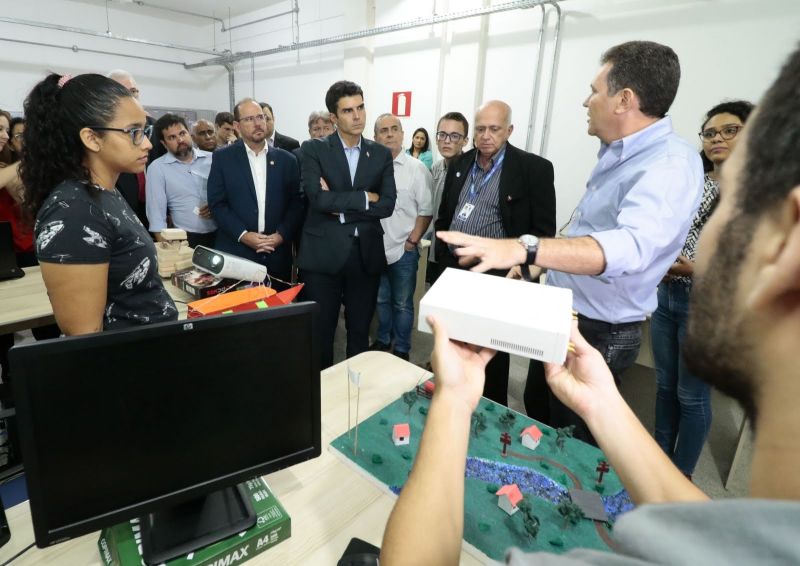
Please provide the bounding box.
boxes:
[0,352,482,565]
[0,267,194,334]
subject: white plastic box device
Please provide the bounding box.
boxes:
[418,268,573,364]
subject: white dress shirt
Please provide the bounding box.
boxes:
[243,142,268,238]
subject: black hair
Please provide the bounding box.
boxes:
[7,116,25,162]
[214,111,234,127]
[437,111,469,138]
[259,102,274,117]
[154,113,189,142]
[20,73,132,221]
[411,127,430,152]
[699,100,755,173]
[601,41,680,119]
[737,45,800,219]
[325,81,364,115]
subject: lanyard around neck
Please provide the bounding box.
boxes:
[468,151,505,199]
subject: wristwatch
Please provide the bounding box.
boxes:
[517,234,539,282]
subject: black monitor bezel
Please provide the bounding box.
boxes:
[10,302,320,548]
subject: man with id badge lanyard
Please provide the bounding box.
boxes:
[433,99,556,406]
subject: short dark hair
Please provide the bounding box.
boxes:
[437,111,469,138]
[325,81,364,115]
[20,73,133,220]
[214,111,234,127]
[737,46,800,219]
[154,113,188,142]
[9,116,24,131]
[411,127,430,152]
[259,102,273,117]
[699,100,755,172]
[601,41,680,119]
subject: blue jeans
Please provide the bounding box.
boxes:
[651,280,712,476]
[376,248,419,353]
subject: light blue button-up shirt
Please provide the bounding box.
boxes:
[338,134,369,231]
[145,149,216,234]
[547,117,703,323]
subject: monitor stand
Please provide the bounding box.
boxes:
[139,483,256,565]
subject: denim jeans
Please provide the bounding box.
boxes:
[376,248,419,353]
[651,280,712,476]
[525,314,642,444]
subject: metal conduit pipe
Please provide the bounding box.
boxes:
[0,36,186,66]
[0,16,225,56]
[185,0,557,69]
[129,0,227,31]
[524,3,548,152]
[222,8,298,33]
[538,0,563,156]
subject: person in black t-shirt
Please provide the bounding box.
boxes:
[19,73,177,335]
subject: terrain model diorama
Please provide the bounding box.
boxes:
[330,379,633,561]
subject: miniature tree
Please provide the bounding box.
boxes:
[516,500,540,540]
[471,412,487,437]
[596,460,610,484]
[498,410,517,430]
[500,432,512,456]
[556,499,585,529]
[555,425,575,452]
[402,390,417,413]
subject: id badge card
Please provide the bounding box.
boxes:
[457,203,475,221]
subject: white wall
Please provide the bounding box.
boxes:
[1,0,798,226]
[215,0,800,225]
[0,0,228,115]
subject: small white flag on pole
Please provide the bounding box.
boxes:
[348,366,361,387]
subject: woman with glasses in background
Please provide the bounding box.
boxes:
[651,99,754,479]
[20,73,177,335]
[407,127,433,171]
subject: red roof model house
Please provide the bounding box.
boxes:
[496,484,524,516]
[392,423,410,446]
[520,424,543,451]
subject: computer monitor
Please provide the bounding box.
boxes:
[10,303,320,564]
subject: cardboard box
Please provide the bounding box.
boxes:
[171,268,245,299]
[98,478,290,566]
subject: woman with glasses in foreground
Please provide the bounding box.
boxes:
[651,99,754,478]
[20,73,177,335]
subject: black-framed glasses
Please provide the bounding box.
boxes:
[89,124,153,146]
[436,131,465,143]
[699,124,743,142]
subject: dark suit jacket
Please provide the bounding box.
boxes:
[297,133,396,275]
[274,131,300,152]
[434,143,556,269]
[207,139,305,277]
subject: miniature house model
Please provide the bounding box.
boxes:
[392,423,410,446]
[520,424,543,450]
[495,484,523,516]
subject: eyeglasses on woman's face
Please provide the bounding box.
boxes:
[89,124,154,145]
[699,124,743,142]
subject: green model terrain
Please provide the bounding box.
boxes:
[330,386,634,560]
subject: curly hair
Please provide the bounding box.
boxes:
[699,100,755,173]
[20,73,132,222]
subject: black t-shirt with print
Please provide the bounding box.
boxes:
[35,180,178,330]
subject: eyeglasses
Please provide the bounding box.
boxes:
[12,133,24,140]
[238,114,266,124]
[699,124,743,142]
[89,124,153,145]
[436,131,465,143]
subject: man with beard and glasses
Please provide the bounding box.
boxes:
[207,99,304,288]
[146,113,216,248]
[379,45,800,566]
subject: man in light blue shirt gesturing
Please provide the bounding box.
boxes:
[438,41,703,443]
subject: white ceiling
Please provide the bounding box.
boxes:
[94,0,287,22]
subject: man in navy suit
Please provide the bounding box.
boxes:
[297,81,397,369]
[207,98,305,288]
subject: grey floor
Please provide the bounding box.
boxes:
[335,310,752,500]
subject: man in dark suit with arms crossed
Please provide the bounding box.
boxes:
[298,81,396,368]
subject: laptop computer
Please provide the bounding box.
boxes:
[0,222,24,281]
